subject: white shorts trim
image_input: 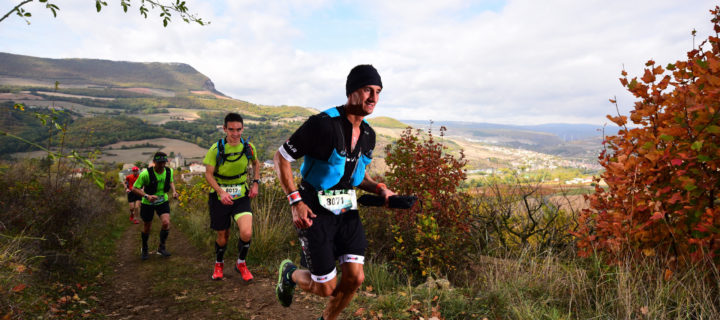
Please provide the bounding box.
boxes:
[311,268,337,283]
[338,254,365,265]
[278,145,296,163]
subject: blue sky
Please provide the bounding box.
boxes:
[0,0,717,125]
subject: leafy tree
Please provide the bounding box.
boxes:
[575,6,720,265]
[1,0,207,26]
[383,126,472,279]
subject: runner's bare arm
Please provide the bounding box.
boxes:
[358,172,396,203]
[249,157,261,198]
[171,181,179,199]
[274,150,315,228]
[204,164,233,205]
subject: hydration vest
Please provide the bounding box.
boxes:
[144,167,171,194]
[300,107,373,191]
[213,137,254,180]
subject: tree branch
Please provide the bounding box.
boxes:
[0,0,33,23]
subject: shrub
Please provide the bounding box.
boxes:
[0,159,121,317]
[575,6,720,265]
[472,173,579,254]
[383,126,473,279]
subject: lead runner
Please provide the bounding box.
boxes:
[273,64,396,320]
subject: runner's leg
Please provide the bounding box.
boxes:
[323,262,364,320]
[236,214,252,261]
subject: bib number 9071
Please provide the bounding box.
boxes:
[318,189,357,215]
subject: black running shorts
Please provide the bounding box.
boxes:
[140,201,170,222]
[127,191,142,203]
[208,192,252,231]
[297,209,367,279]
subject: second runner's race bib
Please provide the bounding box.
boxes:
[318,189,357,215]
[220,184,246,199]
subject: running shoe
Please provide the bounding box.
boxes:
[235,261,254,282]
[141,247,149,261]
[132,219,139,224]
[211,262,224,280]
[156,246,171,257]
[276,259,297,307]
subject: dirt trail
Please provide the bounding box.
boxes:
[98,224,325,319]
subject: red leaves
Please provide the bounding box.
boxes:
[650,212,665,221]
[642,69,656,83]
[607,115,627,126]
[12,283,27,293]
[578,6,720,265]
[384,126,471,277]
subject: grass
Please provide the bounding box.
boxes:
[170,177,720,319]
[0,163,127,319]
[346,248,720,320]
[173,179,300,272]
[7,158,718,319]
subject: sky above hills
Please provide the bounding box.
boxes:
[1,0,717,125]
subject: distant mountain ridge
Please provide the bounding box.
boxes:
[402,120,619,142]
[0,52,222,95]
[401,119,619,160]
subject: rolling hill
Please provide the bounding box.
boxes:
[0,52,221,96]
[0,52,604,175]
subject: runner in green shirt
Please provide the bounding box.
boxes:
[204,113,261,282]
[132,152,179,260]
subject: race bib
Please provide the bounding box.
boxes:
[151,196,166,205]
[318,189,357,215]
[220,184,246,199]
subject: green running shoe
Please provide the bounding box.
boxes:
[276,259,297,307]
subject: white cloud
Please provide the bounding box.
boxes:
[1,0,717,125]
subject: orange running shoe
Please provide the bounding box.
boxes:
[235,261,253,282]
[211,262,224,280]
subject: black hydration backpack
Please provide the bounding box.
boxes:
[213,137,254,180]
[144,167,171,194]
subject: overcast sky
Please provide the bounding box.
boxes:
[1,0,717,125]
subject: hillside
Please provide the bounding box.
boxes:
[367,116,409,129]
[0,52,602,176]
[0,52,220,95]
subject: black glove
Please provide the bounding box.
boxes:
[358,195,417,209]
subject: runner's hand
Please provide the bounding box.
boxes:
[146,195,159,202]
[173,191,179,199]
[219,191,234,205]
[292,201,316,229]
[249,183,259,198]
[379,188,397,207]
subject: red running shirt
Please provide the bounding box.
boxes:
[125,174,139,190]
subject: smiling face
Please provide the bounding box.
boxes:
[346,85,382,117]
[223,121,244,145]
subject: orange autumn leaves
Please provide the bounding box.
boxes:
[574,6,720,266]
